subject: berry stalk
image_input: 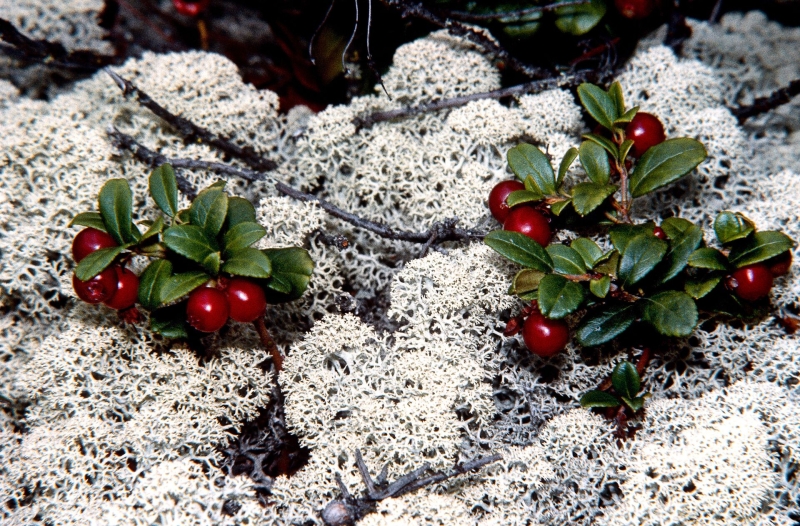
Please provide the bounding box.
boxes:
[255,316,283,372]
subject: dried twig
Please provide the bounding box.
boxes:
[107,127,487,246]
[353,69,598,128]
[321,449,502,526]
[732,79,800,124]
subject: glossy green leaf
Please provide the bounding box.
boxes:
[75,246,124,281]
[506,189,543,208]
[507,143,556,195]
[688,247,729,270]
[612,361,640,399]
[190,188,229,238]
[621,395,646,412]
[618,234,668,287]
[576,303,637,347]
[223,222,267,254]
[641,291,698,337]
[618,139,634,161]
[594,250,620,277]
[685,274,723,299]
[538,274,585,319]
[163,225,220,271]
[159,271,210,305]
[267,274,293,294]
[579,140,611,184]
[728,231,795,268]
[577,83,617,130]
[608,81,625,118]
[150,309,189,339]
[557,147,578,188]
[175,208,191,224]
[590,276,611,298]
[629,138,707,197]
[149,164,179,217]
[609,223,656,254]
[511,269,545,295]
[140,216,165,243]
[582,133,618,159]
[137,259,173,310]
[99,179,134,245]
[484,231,553,272]
[615,106,639,125]
[262,247,315,302]
[571,238,604,268]
[546,245,587,275]
[571,182,617,216]
[580,390,621,408]
[222,248,272,278]
[554,0,606,35]
[657,217,703,284]
[225,197,258,229]
[550,199,572,216]
[714,211,755,244]
[69,212,107,232]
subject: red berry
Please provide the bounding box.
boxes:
[727,264,773,301]
[73,268,118,304]
[653,226,667,240]
[186,287,229,332]
[172,0,210,16]
[488,180,525,222]
[522,312,569,358]
[625,112,666,157]
[72,228,117,263]
[225,278,267,323]
[504,206,551,246]
[766,251,792,277]
[614,0,656,19]
[104,266,140,310]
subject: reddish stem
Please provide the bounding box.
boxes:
[255,316,283,372]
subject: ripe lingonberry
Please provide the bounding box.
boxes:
[727,263,773,301]
[766,251,792,277]
[488,180,525,222]
[186,287,230,332]
[72,228,117,263]
[73,268,118,304]
[522,312,569,358]
[225,278,267,323]
[504,206,551,246]
[104,266,140,310]
[626,112,666,157]
[172,0,210,16]
[653,226,667,240]
[614,0,656,19]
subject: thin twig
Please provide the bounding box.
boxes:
[106,127,487,246]
[447,0,590,22]
[354,69,597,128]
[255,317,283,372]
[105,69,278,172]
[708,0,723,23]
[732,79,800,124]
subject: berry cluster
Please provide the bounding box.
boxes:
[70,164,313,337]
[486,81,795,362]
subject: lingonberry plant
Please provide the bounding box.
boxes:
[485,81,795,417]
[69,164,314,345]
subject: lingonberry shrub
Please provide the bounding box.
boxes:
[485,82,794,420]
[69,164,314,338]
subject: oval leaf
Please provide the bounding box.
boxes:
[582,132,618,159]
[507,143,556,195]
[484,231,553,272]
[629,138,707,198]
[575,303,637,347]
[512,269,545,295]
[618,234,668,287]
[137,259,173,310]
[226,196,258,229]
[159,271,210,305]
[537,274,585,319]
[727,231,794,269]
[577,83,617,130]
[579,140,610,184]
[554,0,606,35]
[550,199,572,216]
[590,276,611,298]
[163,224,219,267]
[557,147,578,188]
[688,247,729,270]
[507,189,543,208]
[641,291,698,337]
[75,246,124,281]
[657,217,703,284]
[571,237,604,268]
[609,223,655,253]
[140,216,166,243]
[611,361,640,399]
[99,179,134,245]
[571,182,617,217]
[69,212,107,232]
[190,188,229,237]
[685,274,723,299]
[714,211,755,244]
[149,164,179,217]
[580,390,621,408]
[262,247,315,302]
[223,222,267,254]
[546,245,587,275]
[222,248,272,278]
[608,81,625,117]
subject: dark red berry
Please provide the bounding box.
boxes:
[73,268,118,304]
[104,266,140,310]
[726,264,773,301]
[488,180,525,222]
[653,226,667,240]
[522,312,569,358]
[625,112,666,157]
[614,0,656,19]
[225,278,267,323]
[504,206,551,246]
[172,0,209,16]
[186,287,230,332]
[766,251,792,277]
[72,228,118,263]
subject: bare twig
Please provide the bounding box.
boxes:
[255,317,283,372]
[107,127,487,246]
[105,69,278,172]
[732,79,800,124]
[447,0,590,22]
[664,9,692,54]
[354,69,598,128]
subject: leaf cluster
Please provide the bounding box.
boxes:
[70,164,314,337]
[580,360,649,412]
[462,0,608,38]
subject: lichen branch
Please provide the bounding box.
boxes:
[732,79,800,124]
